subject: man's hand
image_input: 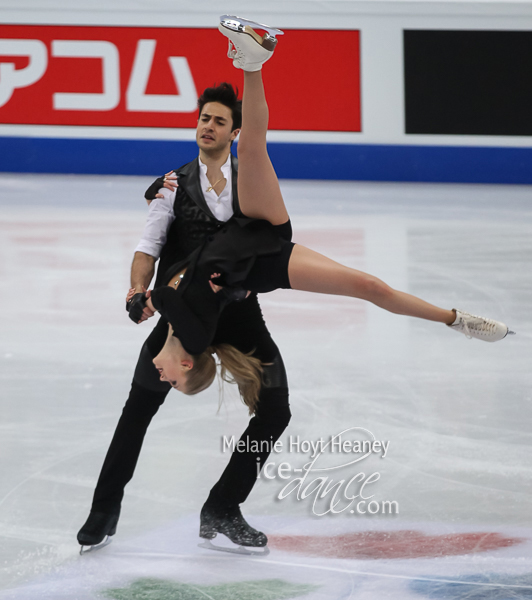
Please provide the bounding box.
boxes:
[144,170,179,205]
[126,287,155,323]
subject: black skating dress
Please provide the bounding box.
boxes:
[150,217,294,356]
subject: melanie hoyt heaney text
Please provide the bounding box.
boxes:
[222,434,390,459]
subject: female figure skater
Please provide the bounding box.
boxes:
[127,15,511,552]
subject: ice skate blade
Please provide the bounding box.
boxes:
[198,539,270,557]
[507,330,516,335]
[220,15,283,38]
[219,20,279,53]
[79,535,112,555]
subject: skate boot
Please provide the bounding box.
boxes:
[198,504,269,556]
[219,15,283,71]
[77,510,120,554]
[448,309,514,342]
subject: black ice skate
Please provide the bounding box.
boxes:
[77,510,120,555]
[198,504,270,556]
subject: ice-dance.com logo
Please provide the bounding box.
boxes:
[222,427,399,517]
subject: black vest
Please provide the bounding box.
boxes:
[155,155,241,287]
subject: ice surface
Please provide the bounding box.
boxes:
[0,174,531,599]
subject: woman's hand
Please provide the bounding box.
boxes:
[125,287,138,304]
[209,273,223,294]
[208,273,252,299]
[145,290,156,313]
[155,171,179,199]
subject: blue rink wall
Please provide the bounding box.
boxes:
[1,136,532,184]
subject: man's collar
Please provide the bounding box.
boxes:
[175,155,239,220]
[198,152,232,172]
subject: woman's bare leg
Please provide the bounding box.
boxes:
[288,245,455,324]
[237,70,289,226]
[235,33,450,325]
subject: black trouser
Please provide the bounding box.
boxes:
[91,294,291,514]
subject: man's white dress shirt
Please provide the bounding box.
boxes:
[135,154,234,259]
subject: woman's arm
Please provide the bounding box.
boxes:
[149,286,212,355]
[145,291,156,313]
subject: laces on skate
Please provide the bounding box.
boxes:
[449,309,513,342]
[227,40,237,59]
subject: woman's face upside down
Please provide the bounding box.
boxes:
[153,329,193,392]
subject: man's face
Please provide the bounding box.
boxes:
[196,102,238,154]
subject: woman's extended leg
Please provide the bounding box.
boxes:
[288,244,455,323]
[237,70,289,226]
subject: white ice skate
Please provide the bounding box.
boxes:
[448,309,515,342]
[219,15,283,71]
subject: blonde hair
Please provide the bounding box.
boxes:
[183,344,264,415]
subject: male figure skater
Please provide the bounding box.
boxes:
[77,83,291,553]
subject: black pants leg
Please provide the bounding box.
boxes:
[206,297,291,509]
[91,325,171,514]
[90,295,290,514]
[205,367,291,508]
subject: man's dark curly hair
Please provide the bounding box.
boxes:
[197,83,242,131]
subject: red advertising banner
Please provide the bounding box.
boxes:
[0,25,360,132]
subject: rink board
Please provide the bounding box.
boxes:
[1,137,532,183]
[3,5,532,183]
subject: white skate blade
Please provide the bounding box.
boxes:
[79,535,112,555]
[198,539,270,557]
[220,15,284,38]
